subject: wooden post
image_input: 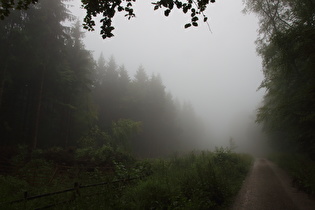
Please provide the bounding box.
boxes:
[48,165,59,185]
[23,191,28,209]
[73,182,80,200]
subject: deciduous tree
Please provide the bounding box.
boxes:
[244,0,315,157]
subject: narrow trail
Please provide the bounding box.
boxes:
[231,158,315,210]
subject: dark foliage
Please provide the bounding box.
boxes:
[245,0,315,158]
[0,0,94,149]
[1,0,216,38]
[0,0,207,157]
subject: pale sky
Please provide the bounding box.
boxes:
[70,0,265,146]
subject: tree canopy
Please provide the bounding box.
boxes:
[0,0,95,149]
[0,0,216,38]
[0,0,208,156]
[244,0,315,158]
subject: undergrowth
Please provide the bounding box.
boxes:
[0,148,253,210]
[269,153,315,196]
[117,150,252,210]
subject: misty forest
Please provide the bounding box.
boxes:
[0,0,315,209]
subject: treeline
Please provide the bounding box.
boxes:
[92,55,206,156]
[244,0,315,158]
[0,0,205,157]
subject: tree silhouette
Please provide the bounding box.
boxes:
[245,0,315,158]
[0,0,216,38]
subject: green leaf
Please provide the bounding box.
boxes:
[176,2,182,9]
[183,6,188,13]
[169,2,174,10]
[184,23,192,28]
[164,9,171,17]
[192,16,198,22]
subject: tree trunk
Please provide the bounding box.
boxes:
[0,63,8,109]
[32,64,46,150]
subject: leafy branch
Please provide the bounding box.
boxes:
[0,0,216,38]
[152,0,215,29]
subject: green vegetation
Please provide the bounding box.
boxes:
[269,153,315,196]
[117,150,252,210]
[0,148,253,210]
[0,0,207,157]
[243,0,315,196]
[244,0,315,159]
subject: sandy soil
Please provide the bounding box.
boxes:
[231,158,315,210]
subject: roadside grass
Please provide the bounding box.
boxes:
[269,153,315,196]
[0,148,253,210]
[117,150,252,210]
[68,149,253,210]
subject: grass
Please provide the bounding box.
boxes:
[269,152,315,196]
[0,148,253,210]
[68,149,253,210]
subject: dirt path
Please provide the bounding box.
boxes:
[231,158,315,210]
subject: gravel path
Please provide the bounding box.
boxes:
[231,158,315,210]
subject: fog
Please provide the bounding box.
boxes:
[1,1,314,208]
[71,0,265,150]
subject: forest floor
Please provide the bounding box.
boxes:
[231,158,315,210]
